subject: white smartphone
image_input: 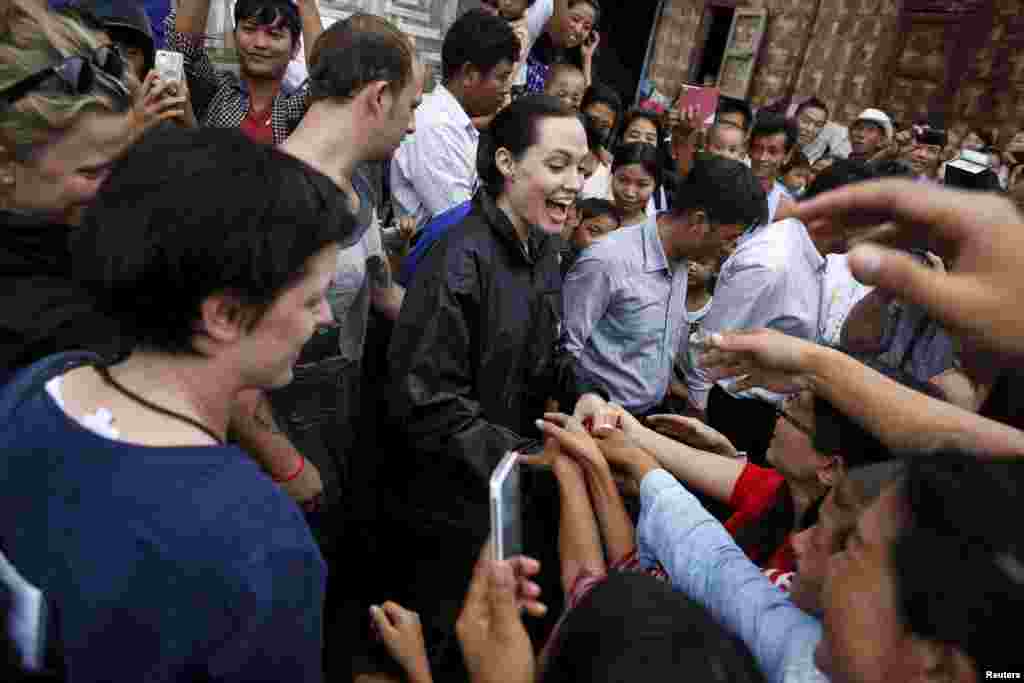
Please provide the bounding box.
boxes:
[489,451,523,561]
[154,49,184,83]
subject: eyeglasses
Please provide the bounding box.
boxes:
[0,47,130,110]
[775,397,815,438]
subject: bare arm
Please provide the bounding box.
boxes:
[624,421,744,504]
[552,456,607,597]
[175,0,212,35]
[296,0,323,64]
[705,329,1024,457]
[230,389,324,503]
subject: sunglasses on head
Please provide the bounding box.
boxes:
[0,46,131,110]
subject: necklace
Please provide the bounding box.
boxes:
[96,365,225,445]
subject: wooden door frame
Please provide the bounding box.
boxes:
[687,0,741,86]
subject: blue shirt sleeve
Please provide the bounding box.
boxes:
[637,469,828,683]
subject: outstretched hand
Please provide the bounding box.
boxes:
[536,413,610,474]
[700,328,819,395]
[645,413,739,458]
[370,602,433,683]
[793,179,1024,360]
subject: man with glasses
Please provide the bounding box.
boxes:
[167,0,323,144]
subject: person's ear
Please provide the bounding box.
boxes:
[197,292,248,348]
[365,81,393,119]
[495,146,516,184]
[818,455,844,488]
[0,145,16,207]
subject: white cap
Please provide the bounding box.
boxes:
[854,108,893,142]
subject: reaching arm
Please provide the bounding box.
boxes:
[622,420,744,504]
[547,453,607,597]
[173,0,211,35]
[704,329,1024,457]
[296,0,323,64]
[230,389,323,505]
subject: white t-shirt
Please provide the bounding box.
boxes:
[512,0,555,86]
[580,161,611,199]
[820,253,873,347]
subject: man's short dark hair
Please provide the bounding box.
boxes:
[72,127,359,355]
[796,96,829,121]
[673,153,767,227]
[716,96,753,132]
[441,9,520,83]
[234,0,302,45]
[751,112,799,152]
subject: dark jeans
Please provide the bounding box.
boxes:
[267,325,365,679]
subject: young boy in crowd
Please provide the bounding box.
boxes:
[780,149,812,197]
[562,198,621,276]
[544,62,586,112]
[705,121,747,163]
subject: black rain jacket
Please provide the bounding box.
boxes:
[387,191,606,530]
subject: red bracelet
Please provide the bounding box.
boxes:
[276,455,305,483]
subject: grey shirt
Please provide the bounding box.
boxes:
[562,216,689,413]
[328,169,388,362]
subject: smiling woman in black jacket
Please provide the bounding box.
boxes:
[384,95,614,675]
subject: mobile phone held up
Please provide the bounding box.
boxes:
[489,451,523,562]
[154,50,184,83]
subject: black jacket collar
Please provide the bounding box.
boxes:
[475,190,555,265]
[0,210,74,277]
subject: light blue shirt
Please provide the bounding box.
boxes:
[638,469,828,683]
[563,216,689,413]
[767,181,793,224]
[684,218,827,410]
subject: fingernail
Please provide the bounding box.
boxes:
[850,244,882,281]
[535,419,545,429]
[710,332,723,346]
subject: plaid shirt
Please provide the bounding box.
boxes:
[164,12,309,145]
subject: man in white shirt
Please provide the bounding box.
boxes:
[390,9,519,227]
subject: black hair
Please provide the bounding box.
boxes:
[803,158,876,200]
[543,572,765,683]
[619,107,675,174]
[477,94,580,192]
[893,453,1024,676]
[716,96,754,132]
[734,356,944,565]
[795,96,829,121]
[672,153,767,227]
[442,9,520,83]
[307,15,415,104]
[72,127,359,355]
[610,141,662,190]
[580,82,622,128]
[868,158,915,179]
[234,0,302,45]
[750,112,799,152]
[780,148,811,174]
[582,113,607,152]
[575,197,620,227]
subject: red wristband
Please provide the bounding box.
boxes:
[276,455,304,483]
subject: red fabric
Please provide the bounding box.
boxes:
[239,104,274,145]
[724,462,797,575]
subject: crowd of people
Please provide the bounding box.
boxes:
[1,0,1023,681]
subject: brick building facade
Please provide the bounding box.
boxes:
[645,0,1023,138]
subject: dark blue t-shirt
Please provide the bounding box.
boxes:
[0,353,325,682]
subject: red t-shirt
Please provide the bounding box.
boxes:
[724,462,797,579]
[239,104,274,145]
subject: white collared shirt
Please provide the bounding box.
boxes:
[801,121,852,164]
[391,84,480,227]
[684,218,827,410]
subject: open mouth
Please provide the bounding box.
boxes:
[546,198,573,224]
